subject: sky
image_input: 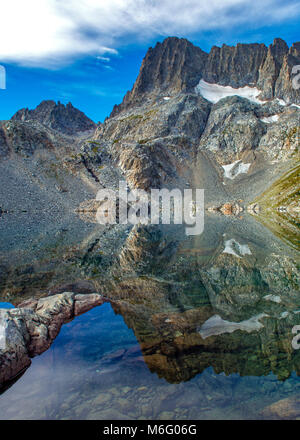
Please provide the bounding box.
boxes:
[0,0,299,122]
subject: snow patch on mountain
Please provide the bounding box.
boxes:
[222,160,251,180]
[260,115,279,124]
[195,79,265,104]
[276,98,287,106]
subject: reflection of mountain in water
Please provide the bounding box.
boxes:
[99,218,300,383]
[0,212,299,390]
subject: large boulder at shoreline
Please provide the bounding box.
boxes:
[0,292,105,389]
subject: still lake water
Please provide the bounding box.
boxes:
[0,211,299,419]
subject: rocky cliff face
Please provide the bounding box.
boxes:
[89,37,300,208]
[275,42,300,104]
[203,42,267,88]
[112,37,300,119]
[257,38,289,100]
[111,37,208,116]
[12,100,96,135]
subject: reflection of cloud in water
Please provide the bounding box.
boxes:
[199,313,268,339]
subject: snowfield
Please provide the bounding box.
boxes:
[222,160,251,180]
[195,80,300,110]
[195,79,265,104]
[260,115,279,124]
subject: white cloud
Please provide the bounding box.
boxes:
[96,56,111,62]
[0,0,299,66]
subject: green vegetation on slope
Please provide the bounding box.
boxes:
[252,162,300,250]
[254,162,300,210]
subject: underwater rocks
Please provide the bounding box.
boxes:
[261,394,300,419]
[0,292,105,389]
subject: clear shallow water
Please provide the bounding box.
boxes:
[0,303,299,420]
[0,213,299,419]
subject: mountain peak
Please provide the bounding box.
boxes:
[111,36,300,118]
[111,37,208,116]
[11,100,96,135]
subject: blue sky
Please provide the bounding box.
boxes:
[0,0,299,123]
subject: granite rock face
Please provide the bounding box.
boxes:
[275,42,300,104]
[96,92,211,191]
[198,96,266,161]
[12,100,96,135]
[202,42,267,88]
[258,38,289,100]
[0,116,103,214]
[89,39,299,206]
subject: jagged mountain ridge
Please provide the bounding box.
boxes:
[0,36,299,214]
[93,37,299,210]
[12,100,96,135]
[111,37,300,116]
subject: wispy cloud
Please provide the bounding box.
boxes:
[1,0,299,66]
[96,56,111,62]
